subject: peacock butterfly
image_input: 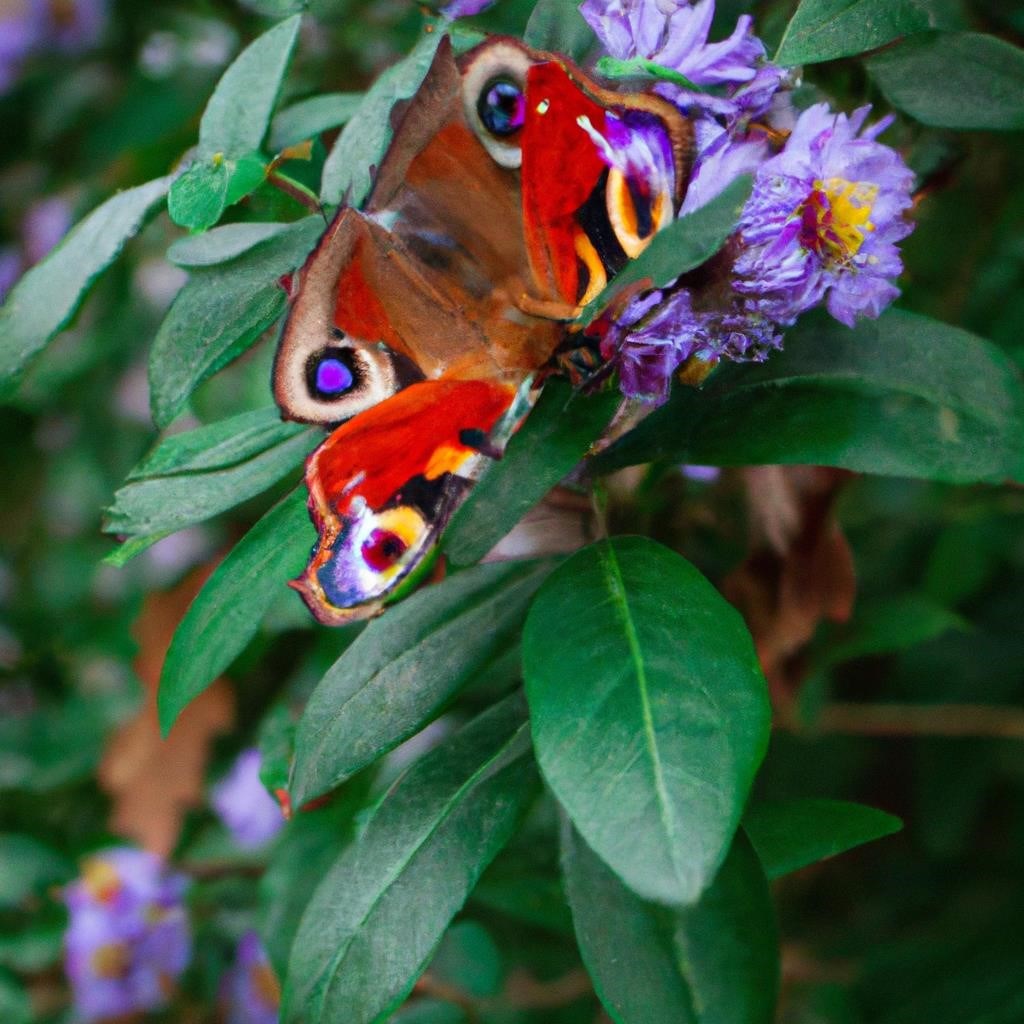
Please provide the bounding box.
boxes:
[273,35,692,626]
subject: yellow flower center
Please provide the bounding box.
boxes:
[91,942,131,980]
[798,177,878,264]
[82,859,121,904]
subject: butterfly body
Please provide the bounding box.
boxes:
[272,34,693,625]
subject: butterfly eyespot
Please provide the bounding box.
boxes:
[361,528,409,571]
[305,347,359,401]
[477,78,525,137]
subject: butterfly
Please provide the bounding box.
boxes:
[272,34,693,626]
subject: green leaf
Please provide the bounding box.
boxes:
[104,410,315,538]
[0,176,169,396]
[867,32,1024,131]
[563,827,779,1024]
[198,14,303,159]
[270,92,364,151]
[523,0,597,60]
[321,30,444,206]
[290,560,554,807]
[596,56,707,92]
[0,971,31,1024]
[260,788,370,978]
[158,488,313,734]
[595,310,1024,485]
[148,216,323,427]
[167,222,290,267]
[429,921,503,999]
[744,799,902,879]
[822,593,968,666]
[579,175,754,326]
[444,382,619,568]
[168,158,230,232]
[283,695,539,1024]
[226,152,270,205]
[775,0,934,66]
[523,537,770,906]
[0,836,73,909]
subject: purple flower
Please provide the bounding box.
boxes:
[221,932,280,1024]
[23,196,72,264]
[733,103,915,328]
[601,286,782,402]
[0,246,23,304]
[0,0,44,93]
[682,126,767,214]
[63,848,191,1023]
[211,748,285,850]
[441,0,496,18]
[41,0,107,53]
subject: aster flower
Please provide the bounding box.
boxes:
[211,748,285,849]
[221,931,280,1024]
[600,286,781,402]
[63,848,191,1023]
[733,103,915,328]
[440,0,496,18]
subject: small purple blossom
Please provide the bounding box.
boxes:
[211,748,285,849]
[0,0,43,93]
[602,286,781,402]
[221,931,280,1024]
[63,848,191,1023]
[42,0,107,52]
[440,0,496,18]
[23,196,73,264]
[734,103,915,328]
[0,246,23,304]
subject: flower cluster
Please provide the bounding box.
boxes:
[63,848,191,1023]
[1,0,107,94]
[211,747,285,849]
[578,0,917,402]
[221,931,281,1024]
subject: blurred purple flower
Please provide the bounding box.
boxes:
[602,286,781,402]
[441,0,495,18]
[23,195,72,264]
[63,848,191,1023]
[42,0,107,52]
[682,464,720,482]
[0,246,23,303]
[734,103,915,327]
[221,931,280,1024]
[211,748,285,849]
[0,0,44,92]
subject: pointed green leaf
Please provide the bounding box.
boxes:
[595,310,1024,484]
[270,92,364,151]
[523,537,770,906]
[167,222,290,267]
[198,14,303,159]
[564,827,779,1024]
[283,696,538,1024]
[106,407,314,537]
[148,216,323,427]
[775,0,934,66]
[291,560,554,806]
[321,30,444,206]
[444,382,620,568]
[0,176,169,396]
[867,32,1024,131]
[523,0,597,61]
[158,488,313,734]
[744,799,902,879]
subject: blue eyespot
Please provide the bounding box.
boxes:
[478,79,525,137]
[315,357,353,395]
[306,347,358,401]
